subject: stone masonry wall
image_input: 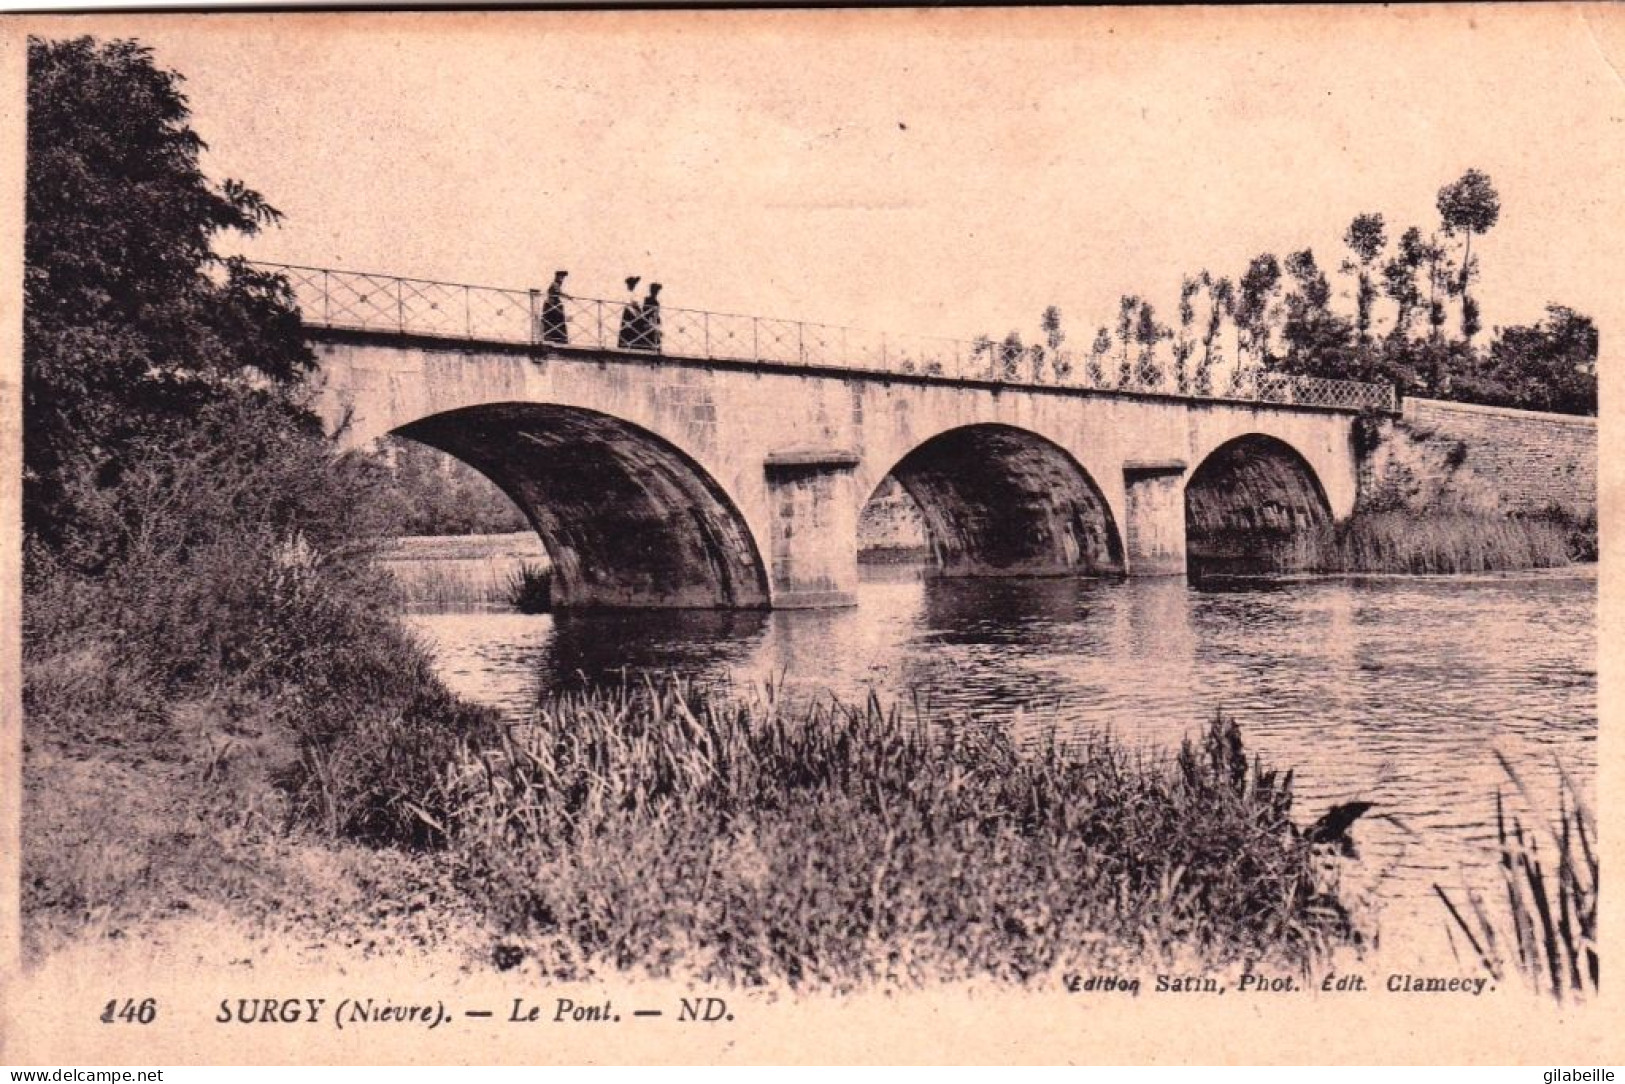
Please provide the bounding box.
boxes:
[1384,398,1597,518]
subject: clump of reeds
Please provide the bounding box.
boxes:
[504,562,552,614]
[1435,754,1598,1003]
[360,678,1339,989]
[1261,510,1573,575]
[1538,504,1598,562]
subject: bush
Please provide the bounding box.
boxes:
[22,391,493,835]
[1538,504,1598,562]
[505,562,552,613]
[20,35,505,950]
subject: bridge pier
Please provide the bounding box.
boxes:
[1122,461,1189,576]
[764,448,861,609]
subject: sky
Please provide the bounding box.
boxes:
[24,6,1625,352]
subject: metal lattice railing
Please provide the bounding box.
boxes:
[259,262,1398,413]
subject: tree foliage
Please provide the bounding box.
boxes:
[1114,295,1139,387]
[1437,169,1500,342]
[1480,306,1598,415]
[24,36,316,556]
[930,168,1581,414]
[374,439,530,536]
[1040,305,1070,382]
[1235,254,1282,367]
[1041,168,1587,413]
[1277,249,1356,379]
[1086,327,1112,387]
[1382,226,1429,342]
[1341,212,1387,346]
[1437,168,1502,244]
[1133,300,1168,388]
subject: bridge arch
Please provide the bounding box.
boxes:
[869,423,1124,576]
[1184,433,1332,575]
[394,402,771,609]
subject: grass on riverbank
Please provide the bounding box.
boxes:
[1197,510,1580,578]
[367,679,1341,989]
[26,651,1343,986]
[1299,510,1575,574]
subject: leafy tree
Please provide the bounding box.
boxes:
[1133,301,1168,388]
[1235,254,1282,367]
[1485,305,1598,415]
[969,334,996,379]
[1460,294,1483,344]
[1059,169,1590,415]
[1114,295,1139,387]
[1437,169,1501,343]
[1381,226,1429,343]
[1086,327,1112,387]
[1026,343,1048,384]
[1196,272,1233,396]
[25,36,314,560]
[1340,213,1387,346]
[1422,233,1455,343]
[999,330,1025,381]
[1279,249,1355,378]
[375,438,528,535]
[1172,276,1199,394]
[1041,305,1070,382]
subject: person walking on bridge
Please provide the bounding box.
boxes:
[617,275,643,349]
[639,282,663,353]
[541,269,569,344]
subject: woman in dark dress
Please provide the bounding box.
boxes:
[639,282,663,352]
[541,269,569,344]
[617,275,643,349]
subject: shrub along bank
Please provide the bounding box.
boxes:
[20,393,502,953]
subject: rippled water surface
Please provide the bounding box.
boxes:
[406,565,1595,955]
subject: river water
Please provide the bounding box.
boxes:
[404,565,1596,959]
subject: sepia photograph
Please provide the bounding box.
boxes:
[0,4,1618,1065]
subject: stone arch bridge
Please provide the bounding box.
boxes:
[278,265,1397,609]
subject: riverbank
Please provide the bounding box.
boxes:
[312,679,1353,988]
[22,668,1349,988]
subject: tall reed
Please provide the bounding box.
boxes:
[1435,754,1598,1003]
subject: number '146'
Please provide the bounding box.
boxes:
[101,998,157,1024]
